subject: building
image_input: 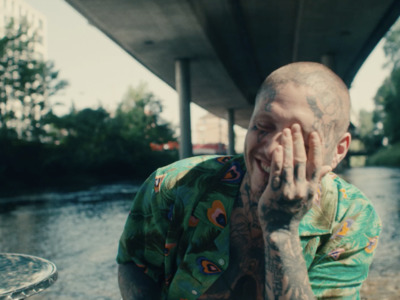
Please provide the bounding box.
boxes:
[193,112,246,154]
[0,0,47,60]
[0,0,48,138]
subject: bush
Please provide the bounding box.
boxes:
[0,137,179,197]
[366,143,400,166]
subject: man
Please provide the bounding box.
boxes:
[117,62,381,299]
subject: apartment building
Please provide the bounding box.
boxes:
[193,112,246,154]
[0,0,47,60]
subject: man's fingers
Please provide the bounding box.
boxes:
[306,131,323,182]
[291,124,307,182]
[282,128,294,186]
[269,145,283,191]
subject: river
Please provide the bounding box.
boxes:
[0,167,398,299]
[341,167,400,300]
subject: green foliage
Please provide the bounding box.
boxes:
[358,110,375,137]
[0,18,67,141]
[43,86,178,180]
[115,83,176,145]
[364,18,400,163]
[356,109,384,154]
[383,20,400,69]
[373,66,400,145]
[0,84,179,195]
[366,143,400,166]
[0,21,178,194]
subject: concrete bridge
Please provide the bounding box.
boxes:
[64,0,400,158]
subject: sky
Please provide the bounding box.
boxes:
[26,0,208,127]
[26,0,390,128]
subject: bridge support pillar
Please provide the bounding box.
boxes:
[176,58,193,159]
[227,108,236,155]
[321,54,336,71]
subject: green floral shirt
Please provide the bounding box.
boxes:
[117,155,381,299]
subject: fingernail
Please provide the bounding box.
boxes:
[311,132,320,141]
[283,128,290,136]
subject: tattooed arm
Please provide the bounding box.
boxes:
[258,124,331,300]
[263,226,314,299]
[118,263,161,300]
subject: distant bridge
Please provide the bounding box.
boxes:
[348,151,369,156]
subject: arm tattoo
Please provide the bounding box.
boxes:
[264,231,315,300]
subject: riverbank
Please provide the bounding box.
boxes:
[0,181,140,208]
[0,171,144,199]
[0,137,178,199]
[366,142,400,166]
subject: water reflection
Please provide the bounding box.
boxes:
[0,168,398,299]
[0,192,132,300]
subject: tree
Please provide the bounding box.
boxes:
[383,20,400,69]
[0,18,67,141]
[357,109,384,153]
[42,84,178,180]
[115,83,176,146]
[373,67,400,144]
[366,18,400,149]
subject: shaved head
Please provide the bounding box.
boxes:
[255,62,351,150]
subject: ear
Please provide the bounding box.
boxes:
[330,132,351,169]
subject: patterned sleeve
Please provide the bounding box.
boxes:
[116,170,173,282]
[308,180,382,299]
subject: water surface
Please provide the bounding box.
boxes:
[0,168,398,299]
[0,184,136,300]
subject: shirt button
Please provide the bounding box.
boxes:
[192,290,198,295]
[218,258,225,266]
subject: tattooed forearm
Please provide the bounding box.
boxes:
[265,240,284,299]
[118,263,161,300]
[263,231,315,300]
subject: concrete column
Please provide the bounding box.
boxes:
[175,58,193,159]
[321,54,336,71]
[227,108,236,155]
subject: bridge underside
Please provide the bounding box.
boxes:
[64,0,399,157]
[64,0,399,128]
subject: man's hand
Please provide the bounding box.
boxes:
[257,123,331,232]
[257,124,331,300]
